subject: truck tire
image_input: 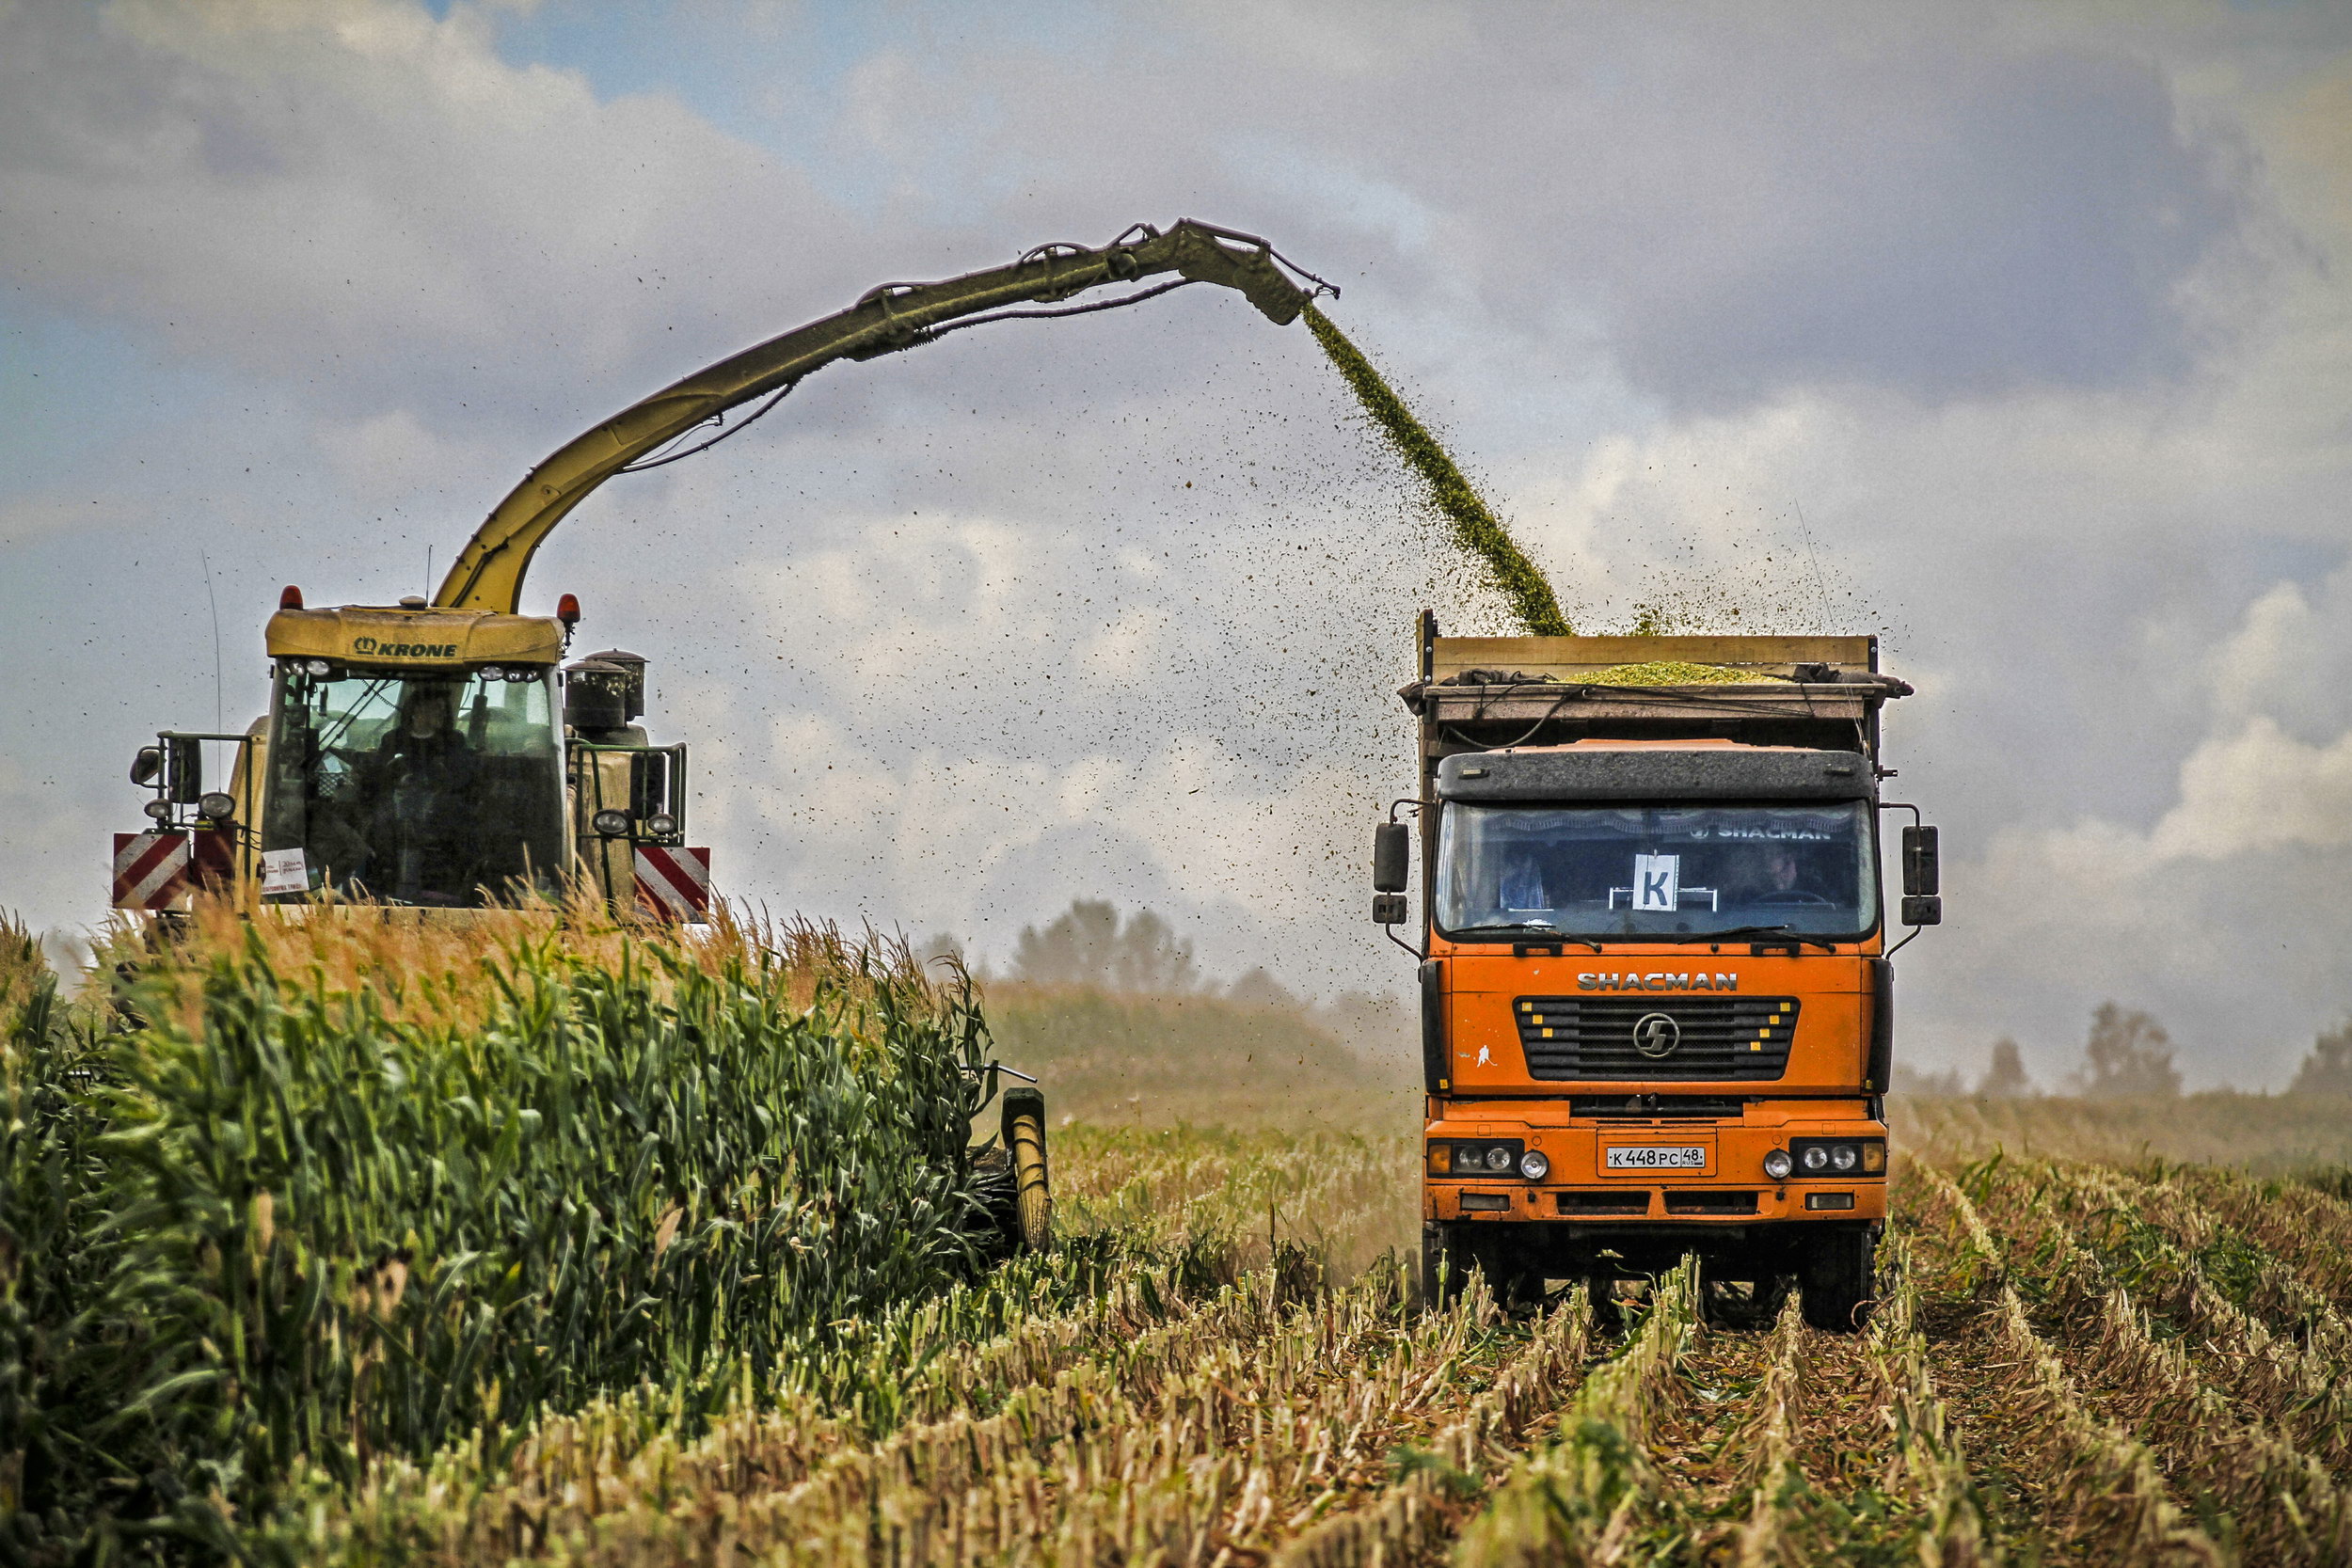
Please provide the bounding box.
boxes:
[1420,1224,1467,1308]
[1799,1229,1875,1332]
[1476,1244,1545,1311]
[1422,1227,1545,1310]
[1002,1088,1052,1254]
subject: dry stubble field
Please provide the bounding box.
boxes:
[310,1119,2352,1566]
[10,911,2351,1565]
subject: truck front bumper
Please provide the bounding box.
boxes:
[1423,1110,1886,1226]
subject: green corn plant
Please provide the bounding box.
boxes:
[3,907,1006,1557]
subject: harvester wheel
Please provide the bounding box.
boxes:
[1798,1228,1876,1332]
[1002,1087,1052,1254]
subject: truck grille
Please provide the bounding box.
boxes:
[1569,1094,1749,1120]
[1515,996,1800,1081]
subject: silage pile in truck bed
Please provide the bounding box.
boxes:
[1443,662,1786,686]
[1581,660,1782,685]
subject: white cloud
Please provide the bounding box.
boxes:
[2155,717,2352,859]
[7,0,2352,1073]
[0,0,882,424]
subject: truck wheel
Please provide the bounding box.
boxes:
[1481,1251,1546,1311]
[1584,1270,1625,1329]
[1799,1229,1875,1332]
[1002,1087,1052,1254]
[1420,1224,1468,1308]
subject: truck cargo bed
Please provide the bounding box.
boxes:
[1406,628,1908,770]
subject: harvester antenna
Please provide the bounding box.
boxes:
[199,549,224,734]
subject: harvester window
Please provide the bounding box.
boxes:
[1437,802,1878,942]
[262,665,564,906]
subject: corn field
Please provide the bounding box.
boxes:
[1,903,1006,1560]
[8,912,2352,1564]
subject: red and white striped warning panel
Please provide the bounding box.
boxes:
[113,832,192,911]
[190,827,236,888]
[634,846,712,922]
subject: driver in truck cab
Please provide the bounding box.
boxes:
[1498,848,1551,913]
[1753,844,1806,901]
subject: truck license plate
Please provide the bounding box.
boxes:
[1606,1145,1707,1171]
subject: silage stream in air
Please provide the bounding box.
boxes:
[1304,304,1571,637]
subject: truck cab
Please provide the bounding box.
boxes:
[1379,621,1938,1330]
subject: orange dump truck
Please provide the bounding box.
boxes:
[1374,621,1941,1330]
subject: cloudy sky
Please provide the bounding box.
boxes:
[6,0,2351,1089]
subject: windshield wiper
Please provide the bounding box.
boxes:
[1449,924,1603,952]
[1665,924,1841,952]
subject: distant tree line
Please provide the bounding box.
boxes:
[1899,1002,2352,1099]
[954,904,2352,1097]
[921,899,1417,1061]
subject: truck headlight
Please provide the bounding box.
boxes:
[1786,1138,1885,1178]
[1518,1148,1549,1181]
[1763,1148,1793,1180]
[592,809,630,837]
[1435,1138,1525,1176]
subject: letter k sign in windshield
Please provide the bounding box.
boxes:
[1634,853,1680,912]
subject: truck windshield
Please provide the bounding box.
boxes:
[262,666,564,906]
[1436,801,1879,942]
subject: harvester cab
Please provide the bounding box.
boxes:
[118,591,704,916]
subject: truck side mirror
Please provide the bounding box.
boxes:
[130,746,163,787]
[1901,895,1943,927]
[1901,825,1939,896]
[165,736,203,803]
[1373,822,1409,893]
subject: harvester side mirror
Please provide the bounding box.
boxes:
[1900,825,1939,896]
[130,746,163,787]
[164,736,203,803]
[1373,821,1410,893]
